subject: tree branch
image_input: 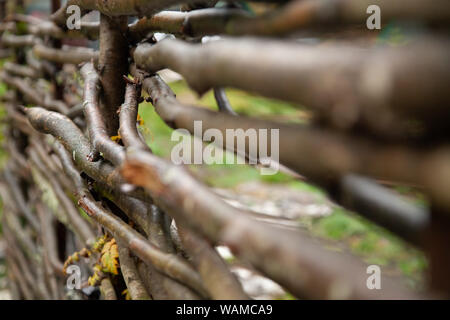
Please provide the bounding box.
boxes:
[80,62,125,164]
[134,38,450,138]
[120,150,426,299]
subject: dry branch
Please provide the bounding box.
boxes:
[98,14,129,136]
[28,142,96,246]
[0,72,69,113]
[178,226,249,300]
[24,107,149,203]
[2,166,40,231]
[134,69,433,243]
[22,110,206,295]
[129,0,450,40]
[34,44,99,65]
[78,193,207,297]
[2,61,41,79]
[3,0,450,300]
[120,150,424,299]
[51,133,204,300]
[134,38,450,138]
[118,82,150,152]
[116,239,151,300]
[213,87,237,115]
[100,278,117,300]
[35,202,65,278]
[1,34,37,47]
[128,8,249,40]
[80,62,125,164]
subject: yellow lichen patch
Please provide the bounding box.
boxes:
[111,134,122,142]
[92,235,108,253]
[137,113,144,126]
[122,289,131,300]
[100,238,119,275]
[88,264,104,287]
[63,247,92,275]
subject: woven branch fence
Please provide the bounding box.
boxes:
[0,0,449,300]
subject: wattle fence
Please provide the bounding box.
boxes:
[0,0,449,300]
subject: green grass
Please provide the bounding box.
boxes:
[308,208,427,287]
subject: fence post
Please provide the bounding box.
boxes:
[98,14,129,136]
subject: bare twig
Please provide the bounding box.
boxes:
[116,239,151,300]
[80,62,125,164]
[120,150,426,299]
[34,44,99,65]
[134,38,450,138]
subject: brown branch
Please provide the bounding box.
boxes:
[118,82,150,152]
[2,103,35,136]
[24,107,149,201]
[51,140,201,299]
[178,226,249,300]
[28,143,96,246]
[52,0,450,26]
[213,87,237,115]
[25,50,47,76]
[35,202,65,278]
[127,8,249,41]
[2,61,41,78]
[4,250,35,300]
[100,185,201,299]
[1,34,37,47]
[80,62,125,164]
[0,22,16,33]
[136,260,200,300]
[23,107,208,297]
[0,48,12,59]
[116,80,206,298]
[100,278,117,300]
[3,229,43,298]
[8,11,96,39]
[65,103,84,119]
[134,38,450,139]
[3,131,31,177]
[0,199,40,266]
[25,18,99,40]
[98,14,129,136]
[78,193,207,297]
[133,70,432,244]
[33,44,99,65]
[120,150,428,299]
[52,0,223,21]
[38,136,202,298]
[116,239,151,300]
[340,174,430,244]
[2,165,40,231]
[0,72,69,113]
[173,0,450,37]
